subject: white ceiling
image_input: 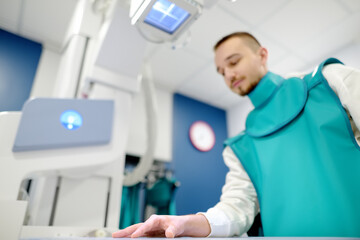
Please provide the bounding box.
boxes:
[110,0,360,110]
[1,0,360,110]
[0,0,85,51]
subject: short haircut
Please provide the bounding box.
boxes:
[213,32,261,52]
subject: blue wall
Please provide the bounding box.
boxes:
[0,29,42,111]
[172,93,229,214]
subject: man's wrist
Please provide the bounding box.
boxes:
[182,214,211,237]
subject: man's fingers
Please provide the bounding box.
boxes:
[131,215,163,238]
[112,231,130,238]
[113,215,182,238]
[112,223,142,238]
[131,223,155,238]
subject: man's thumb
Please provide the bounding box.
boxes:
[165,226,177,238]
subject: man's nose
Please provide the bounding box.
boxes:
[224,68,235,81]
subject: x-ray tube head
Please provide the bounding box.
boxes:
[130,0,202,43]
[144,0,191,34]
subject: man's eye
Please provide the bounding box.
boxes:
[229,60,239,66]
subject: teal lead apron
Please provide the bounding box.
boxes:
[225,58,360,237]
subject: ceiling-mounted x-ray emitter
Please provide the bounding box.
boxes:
[130,0,203,43]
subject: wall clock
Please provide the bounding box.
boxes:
[189,120,216,152]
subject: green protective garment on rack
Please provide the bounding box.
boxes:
[146,177,178,215]
[119,183,141,229]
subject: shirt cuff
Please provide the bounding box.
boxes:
[197,207,231,237]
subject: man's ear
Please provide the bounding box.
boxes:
[258,47,268,64]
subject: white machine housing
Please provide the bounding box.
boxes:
[0,91,133,239]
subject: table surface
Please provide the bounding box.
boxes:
[20,238,360,240]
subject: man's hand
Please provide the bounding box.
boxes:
[112,214,211,238]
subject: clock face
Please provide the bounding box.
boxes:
[189,121,216,152]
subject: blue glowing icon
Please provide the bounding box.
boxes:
[60,110,83,130]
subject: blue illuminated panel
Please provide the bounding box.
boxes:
[144,0,190,34]
[60,110,83,130]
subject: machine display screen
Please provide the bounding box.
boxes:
[144,0,190,34]
[12,98,114,152]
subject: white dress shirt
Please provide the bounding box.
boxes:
[200,63,360,237]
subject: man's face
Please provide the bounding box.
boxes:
[214,37,268,96]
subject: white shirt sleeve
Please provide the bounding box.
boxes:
[198,146,259,237]
[323,64,360,145]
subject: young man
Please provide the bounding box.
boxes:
[113,32,360,238]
